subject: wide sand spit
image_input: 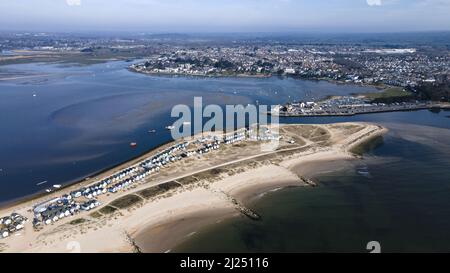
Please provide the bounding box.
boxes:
[0,122,387,253]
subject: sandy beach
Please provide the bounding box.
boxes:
[0,122,387,253]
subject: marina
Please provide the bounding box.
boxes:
[274,96,450,117]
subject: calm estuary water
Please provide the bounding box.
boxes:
[1,61,450,252]
[0,61,377,204]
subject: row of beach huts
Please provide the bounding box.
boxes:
[3,127,279,237]
[0,213,28,239]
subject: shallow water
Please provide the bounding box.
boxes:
[0,61,378,204]
[3,61,450,252]
[175,110,450,253]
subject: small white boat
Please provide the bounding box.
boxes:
[45,189,52,193]
[53,184,62,189]
[36,180,48,186]
[165,125,175,130]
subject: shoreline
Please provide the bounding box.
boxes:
[127,66,387,91]
[0,138,177,210]
[0,122,387,253]
[128,67,272,79]
[134,150,363,253]
[136,123,388,253]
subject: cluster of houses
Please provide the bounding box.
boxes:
[34,197,81,226]
[196,141,221,154]
[104,167,143,194]
[248,127,280,142]
[278,96,433,116]
[0,213,27,239]
[67,166,139,200]
[224,131,246,145]
[80,199,101,211]
[140,142,188,169]
[33,195,102,227]
[107,171,152,194]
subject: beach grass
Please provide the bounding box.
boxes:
[138,182,182,199]
[110,194,143,209]
[89,211,103,219]
[69,218,87,225]
[99,205,118,214]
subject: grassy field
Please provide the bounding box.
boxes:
[363,87,412,100]
[99,206,118,215]
[137,181,181,199]
[69,218,87,225]
[109,194,143,209]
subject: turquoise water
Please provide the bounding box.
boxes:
[175,110,450,253]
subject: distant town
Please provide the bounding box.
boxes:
[1,32,449,102]
[130,45,448,89]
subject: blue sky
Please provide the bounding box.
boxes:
[1,0,449,33]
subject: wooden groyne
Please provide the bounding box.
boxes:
[300,176,318,187]
[230,197,261,221]
[215,189,261,220]
[124,231,143,253]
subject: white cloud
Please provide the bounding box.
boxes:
[66,0,81,6]
[366,0,382,6]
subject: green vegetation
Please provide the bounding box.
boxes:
[89,211,103,219]
[364,87,413,103]
[176,176,199,185]
[414,81,450,102]
[109,194,143,209]
[214,59,236,69]
[361,81,450,103]
[99,205,118,214]
[137,181,181,199]
[193,168,228,182]
[69,218,87,225]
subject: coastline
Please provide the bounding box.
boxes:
[127,66,386,91]
[272,103,450,118]
[128,67,272,79]
[133,149,367,253]
[133,123,388,253]
[0,122,387,253]
[0,138,177,210]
